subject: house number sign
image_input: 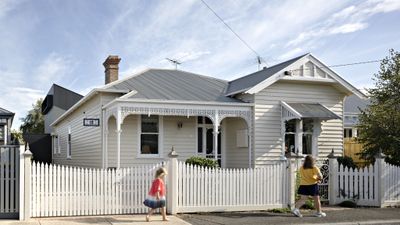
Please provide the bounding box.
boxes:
[83,118,100,127]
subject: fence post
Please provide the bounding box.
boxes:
[328,149,338,206]
[375,150,385,207]
[18,145,26,221]
[23,146,33,220]
[286,153,302,209]
[167,147,178,214]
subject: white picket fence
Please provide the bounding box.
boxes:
[176,161,288,212]
[30,162,163,217]
[330,158,400,207]
[0,146,19,218]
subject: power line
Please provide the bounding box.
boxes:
[289,59,382,72]
[199,0,266,66]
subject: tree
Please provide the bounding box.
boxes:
[20,98,44,134]
[357,49,400,166]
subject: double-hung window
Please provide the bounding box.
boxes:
[67,127,72,159]
[140,115,159,155]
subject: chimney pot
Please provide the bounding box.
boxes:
[103,55,121,84]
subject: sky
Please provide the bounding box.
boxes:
[1,0,400,129]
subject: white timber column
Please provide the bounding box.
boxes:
[213,111,219,161]
[312,119,322,157]
[295,119,303,154]
[116,108,122,168]
[4,123,7,145]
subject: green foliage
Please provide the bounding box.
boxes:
[301,199,315,210]
[20,99,44,134]
[11,129,24,144]
[337,156,357,169]
[185,156,219,168]
[357,49,400,166]
[268,208,291,213]
[338,200,357,208]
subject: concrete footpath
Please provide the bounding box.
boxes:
[1,208,399,225]
[0,215,190,225]
[178,207,400,225]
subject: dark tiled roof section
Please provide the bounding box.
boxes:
[226,54,307,95]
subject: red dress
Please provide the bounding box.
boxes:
[143,178,166,209]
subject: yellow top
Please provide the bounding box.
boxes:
[299,166,322,185]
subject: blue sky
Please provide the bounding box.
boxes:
[1,0,400,129]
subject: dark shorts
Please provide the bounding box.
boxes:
[143,199,166,209]
[297,184,319,196]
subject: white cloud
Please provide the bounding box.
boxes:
[0,0,22,18]
[329,22,368,34]
[286,0,400,48]
[279,48,304,60]
[34,53,73,86]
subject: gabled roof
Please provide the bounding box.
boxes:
[0,107,14,116]
[105,69,242,103]
[226,54,307,96]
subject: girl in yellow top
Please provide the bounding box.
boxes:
[292,155,326,218]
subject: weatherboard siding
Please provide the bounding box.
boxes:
[108,115,198,167]
[253,81,345,166]
[53,95,102,168]
[224,117,249,168]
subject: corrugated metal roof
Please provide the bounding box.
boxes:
[105,69,242,103]
[226,54,307,95]
[287,103,341,120]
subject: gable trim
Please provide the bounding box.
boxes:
[245,54,366,99]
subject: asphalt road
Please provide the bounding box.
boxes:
[178,207,400,225]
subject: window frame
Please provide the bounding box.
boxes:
[67,127,72,159]
[137,115,163,158]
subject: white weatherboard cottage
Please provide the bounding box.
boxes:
[51,54,365,169]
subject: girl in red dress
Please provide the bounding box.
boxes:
[144,167,168,222]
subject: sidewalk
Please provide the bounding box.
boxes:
[178,207,400,225]
[0,215,190,225]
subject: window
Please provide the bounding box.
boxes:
[302,119,313,155]
[285,120,296,153]
[67,127,71,158]
[344,128,353,138]
[0,125,4,141]
[53,135,58,154]
[57,136,61,154]
[140,115,159,155]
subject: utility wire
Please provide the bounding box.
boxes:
[200,0,265,64]
[289,59,382,72]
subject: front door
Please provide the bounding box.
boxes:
[197,117,221,165]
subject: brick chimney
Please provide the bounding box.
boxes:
[103,55,121,84]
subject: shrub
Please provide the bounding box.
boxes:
[301,199,315,209]
[185,156,219,168]
[268,208,291,213]
[338,200,357,208]
[337,156,357,169]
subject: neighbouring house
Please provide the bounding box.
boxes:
[51,54,365,169]
[0,107,14,145]
[23,84,83,163]
[343,94,370,165]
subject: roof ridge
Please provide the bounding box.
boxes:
[52,83,84,97]
[153,68,229,83]
[229,53,308,84]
